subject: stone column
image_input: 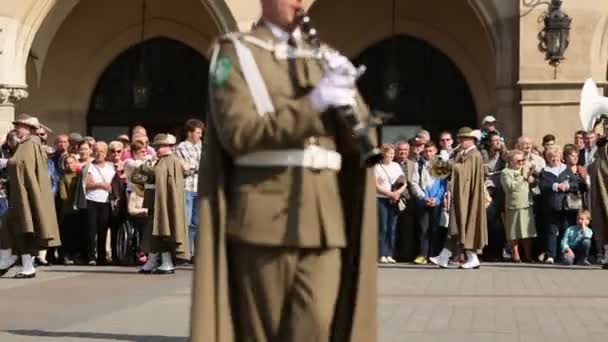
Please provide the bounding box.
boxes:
[0,85,28,136]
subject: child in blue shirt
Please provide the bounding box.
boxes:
[561,209,593,266]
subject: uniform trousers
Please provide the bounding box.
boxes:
[0,224,38,255]
[227,241,341,342]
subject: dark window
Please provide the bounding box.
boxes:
[88,37,208,140]
[354,35,476,139]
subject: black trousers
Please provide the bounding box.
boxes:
[59,212,80,258]
[542,209,568,260]
[86,200,111,263]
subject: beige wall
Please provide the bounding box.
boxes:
[17,0,224,135]
[2,0,606,147]
[519,0,608,147]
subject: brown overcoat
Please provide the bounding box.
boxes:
[151,153,189,260]
[449,147,488,251]
[590,139,608,245]
[190,26,377,342]
[7,135,60,247]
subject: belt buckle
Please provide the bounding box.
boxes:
[307,145,324,172]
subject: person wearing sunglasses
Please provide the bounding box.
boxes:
[500,149,537,262]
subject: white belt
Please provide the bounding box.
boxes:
[235,146,342,171]
[144,184,156,190]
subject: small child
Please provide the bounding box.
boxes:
[58,155,80,265]
[561,209,593,266]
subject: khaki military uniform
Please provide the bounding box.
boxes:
[1,136,60,254]
[190,21,377,342]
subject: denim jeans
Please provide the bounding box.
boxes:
[377,197,400,258]
[543,209,568,259]
[415,204,442,258]
[563,239,591,265]
[185,191,200,256]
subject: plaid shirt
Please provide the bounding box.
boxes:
[176,139,202,192]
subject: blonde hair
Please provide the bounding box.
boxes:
[108,140,123,151]
[93,141,108,153]
[508,149,524,162]
[380,144,395,156]
[578,209,591,221]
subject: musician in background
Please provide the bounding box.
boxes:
[430,127,488,269]
[190,0,377,341]
[588,115,608,268]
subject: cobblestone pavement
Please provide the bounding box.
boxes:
[1,263,607,341]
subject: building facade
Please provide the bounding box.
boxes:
[0,0,606,145]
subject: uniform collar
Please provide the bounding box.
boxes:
[263,20,302,44]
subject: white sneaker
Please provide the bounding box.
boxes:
[545,257,554,264]
[386,256,396,263]
[379,256,388,263]
[460,251,481,269]
[429,248,452,268]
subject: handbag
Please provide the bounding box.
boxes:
[380,165,407,212]
[564,192,583,211]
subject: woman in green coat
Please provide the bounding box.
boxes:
[500,150,537,262]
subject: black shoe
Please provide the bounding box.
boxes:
[0,259,18,277]
[34,257,49,267]
[151,268,175,275]
[13,272,36,279]
[603,263,608,270]
[137,268,153,274]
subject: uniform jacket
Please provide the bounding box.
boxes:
[448,147,488,251]
[7,135,60,247]
[590,137,608,241]
[146,153,189,260]
[190,23,377,342]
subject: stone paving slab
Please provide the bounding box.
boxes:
[1,263,607,341]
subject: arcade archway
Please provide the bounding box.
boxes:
[87,38,208,141]
[355,35,476,141]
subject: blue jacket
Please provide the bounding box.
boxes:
[411,159,447,207]
[561,225,593,252]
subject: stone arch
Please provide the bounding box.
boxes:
[307,0,497,121]
[590,13,608,85]
[67,18,212,126]
[25,0,238,89]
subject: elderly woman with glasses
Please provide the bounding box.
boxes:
[500,150,537,262]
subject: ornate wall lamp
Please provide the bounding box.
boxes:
[536,0,572,67]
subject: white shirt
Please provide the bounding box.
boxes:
[86,162,116,203]
[264,20,302,43]
[374,162,404,198]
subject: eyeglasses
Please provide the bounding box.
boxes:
[515,159,524,163]
[111,150,123,154]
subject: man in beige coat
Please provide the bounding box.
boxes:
[430,127,488,269]
[190,0,377,341]
[136,134,189,275]
[0,114,60,279]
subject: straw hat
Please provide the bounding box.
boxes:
[12,113,41,129]
[151,133,177,146]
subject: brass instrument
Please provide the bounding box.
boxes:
[428,144,461,179]
[580,78,608,134]
[295,10,383,167]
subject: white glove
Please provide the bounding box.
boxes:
[309,75,356,113]
[324,51,358,78]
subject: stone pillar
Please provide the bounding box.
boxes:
[0,85,28,136]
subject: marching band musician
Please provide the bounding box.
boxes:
[190,0,377,341]
[588,115,608,268]
[0,114,61,279]
[135,133,189,275]
[430,127,489,269]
